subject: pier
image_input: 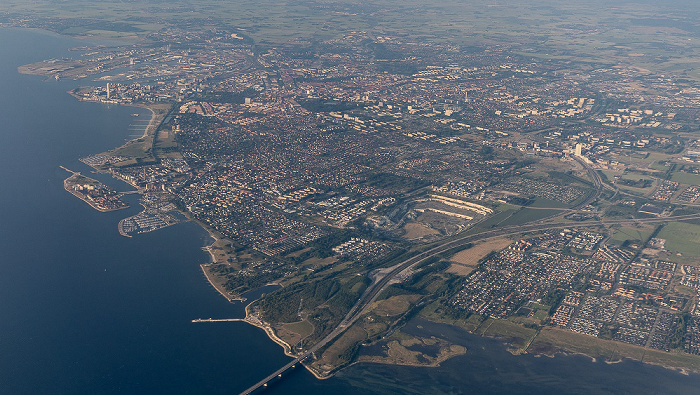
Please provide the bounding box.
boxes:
[59,165,78,175]
[191,318,244,323]
[118,190,142,196]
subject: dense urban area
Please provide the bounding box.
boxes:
[6,0,700,380]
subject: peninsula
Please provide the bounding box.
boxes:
[62,166,128,212]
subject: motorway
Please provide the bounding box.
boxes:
[239,209,700,394]
[239,157,698,394]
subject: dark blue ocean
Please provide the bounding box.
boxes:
[2,27,700,394]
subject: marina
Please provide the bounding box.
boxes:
[118,205,183,237]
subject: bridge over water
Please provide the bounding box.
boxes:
[236,159,700,394]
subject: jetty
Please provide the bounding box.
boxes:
[191,318,244,323]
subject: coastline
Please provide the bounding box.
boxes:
[187,217,327,376]
[242,304,295,357]
[192,229,700,381]
[61,168,129,212]
[21,28,699,387]
[241,301,331,380]
[184,206,331,378]
[50,56,311,377]
[535,347,700,376]
[67,91,159,146]
[66,89,171,171]
[419,310,700,378]
[58,94,700,384]
[514,325,700,377]
[193,224,329,377]
[196,221,246,303]
[22,40,452,382]
[63,182,127,212]
[200,263,243,303]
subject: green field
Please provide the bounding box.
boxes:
[650,161,671,171]
[533,310,548,321]
[498,208,560,226]
[473,207,518,229]
[283,320,314,339]
[482,319,538,349]
[610,226,654,245]
[528,197,573,209]
[620,173,656,182]
[671,172,700,186]
[657,222,700,257]
[530,303,551,311]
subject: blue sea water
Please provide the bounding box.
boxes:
[2,27,700,395]
[0,28,291,394]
